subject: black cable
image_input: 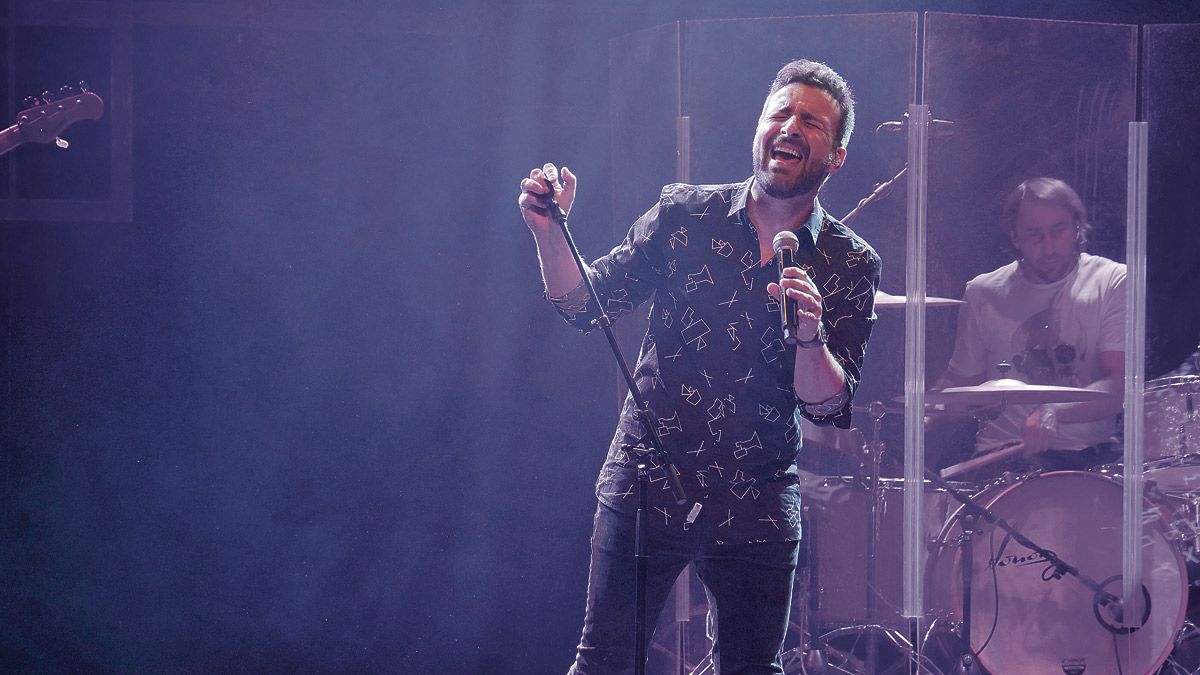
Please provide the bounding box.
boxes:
[1112,632,1125,675]
[974,526,1002,657]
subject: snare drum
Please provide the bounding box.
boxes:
[925,470,1187,674]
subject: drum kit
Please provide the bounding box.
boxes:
[779,333,1200,674]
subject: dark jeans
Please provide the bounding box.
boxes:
[568,503,799,675]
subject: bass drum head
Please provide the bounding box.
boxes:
[926,471,1187,675]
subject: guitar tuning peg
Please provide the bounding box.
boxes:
[78,80,90,92]
[22,95,39,109]
[40,91,52,104]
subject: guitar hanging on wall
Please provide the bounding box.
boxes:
[0,83,105,157]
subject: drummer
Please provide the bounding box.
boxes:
[936,178,1126,473]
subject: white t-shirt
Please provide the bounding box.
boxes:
[946,253,1127,452]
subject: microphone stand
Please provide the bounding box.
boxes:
[839,165,907,225]
[539,190,691,675]
[921,469,1135,672]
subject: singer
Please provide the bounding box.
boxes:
[517,59,880,674]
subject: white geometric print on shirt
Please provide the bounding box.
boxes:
[739,250,757,290]
[670,226,688,249]
[680,307,711,350]
[784,414,799,445]
[606,287,633,314]
[759,325,785,364]
[656,410,682,436]
[706,395,736,440]
[654,506,671,525]
[726,321,743,350]
[733,431,763,460]
[846,277,874,312]
[765,292,781,316]
[729,469,761,500]
[708,461,726,478]
[758,513,780,529]
[846,247,873,269]
[685,264,714,293]
[758,403,781,423]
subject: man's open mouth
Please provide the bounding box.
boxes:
[770,147,803,162]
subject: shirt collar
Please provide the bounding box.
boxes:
[729,178,826,247]
[798,197,826,247]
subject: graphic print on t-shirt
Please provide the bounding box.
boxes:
[1008,307,1084,385]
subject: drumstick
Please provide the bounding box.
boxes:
[940,442,1026,479]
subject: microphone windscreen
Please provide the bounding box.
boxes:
[772,230,800,255]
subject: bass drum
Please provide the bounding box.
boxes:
[926,470,1187,675]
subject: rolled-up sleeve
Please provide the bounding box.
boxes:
[546,200,668,334]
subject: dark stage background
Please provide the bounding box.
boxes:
[2,1,1199,673]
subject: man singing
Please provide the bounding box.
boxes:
[518,60,880,674]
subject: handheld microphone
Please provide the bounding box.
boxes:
[538,165,568,223]
[772,231,801,346]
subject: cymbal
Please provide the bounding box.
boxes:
[874,290,964,309]
[918,378,1115,407]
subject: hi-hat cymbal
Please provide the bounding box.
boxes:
[918,378,1115,407]
[874,290,964,309]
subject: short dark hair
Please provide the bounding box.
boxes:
[1001,177,1093,248]
[768,59,856,149]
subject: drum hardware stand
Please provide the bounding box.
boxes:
[861,401,888,674]
[539,180,692,675]
[953,513,981,675]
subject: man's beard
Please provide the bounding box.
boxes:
[753,149,836,200]
[1023,252,1079,284]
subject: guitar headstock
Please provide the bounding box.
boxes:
[15,82,105,145]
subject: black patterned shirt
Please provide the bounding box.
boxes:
[551,179,880,544]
